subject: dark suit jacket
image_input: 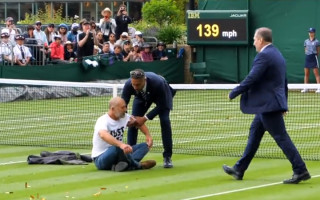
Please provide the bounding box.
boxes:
[229,44,288,114]
[122,72,175,120]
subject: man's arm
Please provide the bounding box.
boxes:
[78,31,89,48]
[138,124,153,148]
[229,53,268,99]
[99,130,132,154]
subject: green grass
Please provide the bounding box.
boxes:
[0,145,319,200]
[1,88,320,199]
[0,89,319,160]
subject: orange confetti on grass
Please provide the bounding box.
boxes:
[100,187,107,190]
[30,195,35,199]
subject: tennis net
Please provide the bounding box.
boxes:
[0,78,319,160]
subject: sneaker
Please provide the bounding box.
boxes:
[316,88,320,93]
[112,161,128,172]
[163,157,173,168]
[301,89,308,93]
[222,164,243,180]
[140,160,156,169]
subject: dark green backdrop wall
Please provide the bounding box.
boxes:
[197,0,320,83]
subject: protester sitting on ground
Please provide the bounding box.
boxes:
[108,33,116,51]
[44,24,57,45]
[99,7,116,42]
[122,40,132,62]
[67,23,79,53]
[115,32,130,46]
[152,41,168,61]
[2,17,17,45]
[92,96,156,172]
[13,35,32,66]
[49,35,69,64]
[131,31,144,47]
[0,32,14,64]
[140,43,153,62]
[113,44,124,61]
[58,23,68,45]
[64,41,76,62]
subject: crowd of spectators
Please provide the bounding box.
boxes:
[0,5,177,66]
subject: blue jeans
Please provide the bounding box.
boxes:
[94,143,149,170]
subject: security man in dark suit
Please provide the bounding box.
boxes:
[223,27,310,184]
[121,69,176,168]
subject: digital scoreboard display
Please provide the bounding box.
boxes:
[187,10,249,45]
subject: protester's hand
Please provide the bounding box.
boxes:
[127,116,138,127]
[120,143,132,154]
[145,136,153,149]
[134,116,147,127]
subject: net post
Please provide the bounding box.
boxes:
[113,84,118,97]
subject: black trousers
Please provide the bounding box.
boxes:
[234,111,307,174]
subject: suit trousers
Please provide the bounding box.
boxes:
[128,98,173,158]
[234,111,307,175]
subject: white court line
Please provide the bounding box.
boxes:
[181,175,320,200]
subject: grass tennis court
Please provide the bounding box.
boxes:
[1,85,320,199]
[1,145,320,200]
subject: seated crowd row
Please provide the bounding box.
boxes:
[0,6,170,66]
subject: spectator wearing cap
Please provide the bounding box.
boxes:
[128,42,142,62]
[49,35,68,64]
[122,40,132,62]
[115,5,132,40]
[152,41,168,61]
[77,19,98,62]
[58,24,68,45]
[113,44,124,61]
[131,31,144,47]
[13,35,32,66]
[301,27,320,93]
[0,32,14,64]
[64,41,76,62]
[99,7,116,42]
[115,32,130,46]
[67,23,80,53]
[33,21,48,45]
[44,24,57,45]
[2,17,17,45]
[140,43,153,62]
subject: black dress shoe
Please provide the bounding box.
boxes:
[223,164,243,180]
[163,157,173,168]
[283,171,311,184]
[111,161,128,172]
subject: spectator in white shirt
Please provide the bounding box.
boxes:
[33,21,48,46]
[13,35,32,66]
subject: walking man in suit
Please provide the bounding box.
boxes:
[223,27,310,184]
[122,69,176,168]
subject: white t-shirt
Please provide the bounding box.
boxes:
[91,113,130,158]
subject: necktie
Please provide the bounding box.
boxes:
[140,91,147,100]
[20,46,25,59]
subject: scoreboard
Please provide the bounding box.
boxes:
[187,10,249,45]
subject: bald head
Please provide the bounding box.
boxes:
[109,96,125,109]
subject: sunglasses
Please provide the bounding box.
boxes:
[130,71,145,79]
[110,35,115,37]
